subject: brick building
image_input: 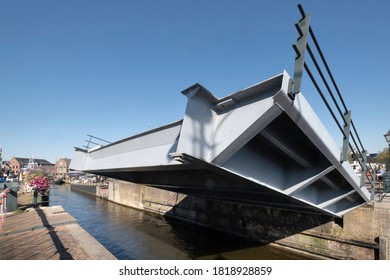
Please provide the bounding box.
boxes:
[55,158,71,177]
[9,157,53,177]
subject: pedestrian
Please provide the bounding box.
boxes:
[376,165,385,179]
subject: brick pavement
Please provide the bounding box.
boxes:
[0,206,116,260]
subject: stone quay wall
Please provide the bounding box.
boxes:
[71,180,389,260]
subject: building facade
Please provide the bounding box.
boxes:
[55,158,71,178]
[9,157,53,177]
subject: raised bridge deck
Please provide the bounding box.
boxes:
[70,72,370,217]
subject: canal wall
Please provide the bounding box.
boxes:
[71,181,389,260]
[71,184,109,199]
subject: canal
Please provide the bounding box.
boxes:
[50,184,317,260]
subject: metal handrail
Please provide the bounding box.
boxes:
[83,134,111,150]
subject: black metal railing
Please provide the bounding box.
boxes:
[290,4,376,195]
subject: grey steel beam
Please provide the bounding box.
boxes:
[284,166,335,196]
[260,129,313,168]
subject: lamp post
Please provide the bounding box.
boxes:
[384,130,390,171]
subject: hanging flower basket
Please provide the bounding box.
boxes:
[32,176,50,194]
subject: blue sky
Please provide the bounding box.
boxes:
[1,0,389,163]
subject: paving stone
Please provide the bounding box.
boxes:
[0,206,115,260]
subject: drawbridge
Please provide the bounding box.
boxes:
[69,6,371,217]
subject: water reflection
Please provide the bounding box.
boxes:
[51,185,316,260]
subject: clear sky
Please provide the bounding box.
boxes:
[1,0,389,163]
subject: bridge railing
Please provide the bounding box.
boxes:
[289,4,376,197]
[83,134,112,151]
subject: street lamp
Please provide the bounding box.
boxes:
[384,130,390,170]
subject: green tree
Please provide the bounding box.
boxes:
[373,147,390,164]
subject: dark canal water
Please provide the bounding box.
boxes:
[50,184,316,260]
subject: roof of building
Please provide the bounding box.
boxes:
[57,158,71,165]
[11,157,53,166]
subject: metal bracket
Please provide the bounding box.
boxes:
[370,170,376,200]
[340,110,352,162]
[360,149,367,189]
[289,7,311,100]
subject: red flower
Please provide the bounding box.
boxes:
[32,176,49,190]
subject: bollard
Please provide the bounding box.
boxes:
[379,236,388,260]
